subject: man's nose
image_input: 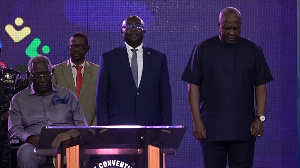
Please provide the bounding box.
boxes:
[39,75,47,82]
[130,26,138,31]
[229,29,236,35]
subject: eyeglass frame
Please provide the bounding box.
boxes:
[30,72,53,80]
[68,44,88,50]
[122,24,144,29]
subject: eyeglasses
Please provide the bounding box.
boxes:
[122,24,143,29]
[68,44,87,50]
[30,72,52,80]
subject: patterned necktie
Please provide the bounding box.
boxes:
[74,65,83,98]
[131,49,138,87]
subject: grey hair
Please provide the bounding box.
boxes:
[28,55,52,73]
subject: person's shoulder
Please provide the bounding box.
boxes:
[202,36,219,45]
[86,61,99,68]
[52,60,68,69]
[143,46,166,56]
[52,61,69,77]
[12,86,30,99]
[194,36,219,49]
[238,37,261,49]
[238,37,258,45]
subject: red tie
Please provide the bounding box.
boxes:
[74,65,83,98]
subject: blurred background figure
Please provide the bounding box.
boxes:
[0,39,28,168]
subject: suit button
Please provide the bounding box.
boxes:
[137,92,139,95]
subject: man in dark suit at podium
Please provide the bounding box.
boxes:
[8,56,87,168]
[96,15,172,126]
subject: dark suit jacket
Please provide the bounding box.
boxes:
[96,45,172,125]
[52,60,99,125]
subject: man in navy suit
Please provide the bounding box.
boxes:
[96,15,172,126]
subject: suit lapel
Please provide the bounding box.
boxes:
[118,46,137,88]
[139,46,153,90]
[62,60,77,93]
[79,61,93,99]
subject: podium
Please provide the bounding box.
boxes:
[35,125,186,168]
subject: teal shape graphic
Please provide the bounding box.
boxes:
[25,38,50,58]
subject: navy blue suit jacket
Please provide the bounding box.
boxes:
[96,45,172,125]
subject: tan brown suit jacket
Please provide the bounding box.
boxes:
[52,60,99,125]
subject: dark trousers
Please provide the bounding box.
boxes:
[201,141,255,168]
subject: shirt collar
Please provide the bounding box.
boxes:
[125,42,143,52]
[29,84,57,95]
[69,59,85,68]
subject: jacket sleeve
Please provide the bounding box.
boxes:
[8,95,32,142]
[96,53,109,125]
[159,54,172,125]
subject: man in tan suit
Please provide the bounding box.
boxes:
[52,32,99,125]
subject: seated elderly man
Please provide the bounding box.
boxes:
[8,55,87,168]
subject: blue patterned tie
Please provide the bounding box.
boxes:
[131,49,138,87]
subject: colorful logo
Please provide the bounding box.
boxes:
[5,17,31,42]
[26,38,50,58]
[5,17,51,58]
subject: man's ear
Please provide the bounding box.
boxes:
[86,46,90,52]
[121,29,125,37]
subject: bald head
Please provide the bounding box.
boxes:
[219,7,242,25]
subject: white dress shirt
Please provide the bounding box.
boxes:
[125,42,143,87]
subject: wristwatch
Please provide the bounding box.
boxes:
[255,115,265,122]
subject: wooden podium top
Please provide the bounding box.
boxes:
[35,125,186,156]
